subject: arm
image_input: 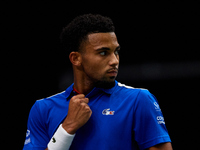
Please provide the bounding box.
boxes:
[47,94,92,150]
[148,142,173,150]
[133,90,172,149]
[23,101,50,150]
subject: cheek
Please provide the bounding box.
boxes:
[82,56,106,77]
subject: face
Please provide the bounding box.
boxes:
[80,32,120,88]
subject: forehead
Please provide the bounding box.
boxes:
[84,32,119,50]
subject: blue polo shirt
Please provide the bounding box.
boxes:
[23,81,171,150]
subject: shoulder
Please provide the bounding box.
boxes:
[115,82,157,106]
[28,91,68,127]
[29,91,67,120]
[34,91,66,109]
[115,82,149,97]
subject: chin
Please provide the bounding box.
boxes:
[94,77,116,89]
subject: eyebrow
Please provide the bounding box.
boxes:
[96,45,121,51]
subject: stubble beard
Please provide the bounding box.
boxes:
[82,64,117,89]
[93,76,116,89]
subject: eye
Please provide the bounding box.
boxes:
[99,51,107,56]
[114,50,120,55]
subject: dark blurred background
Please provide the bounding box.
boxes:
[3,1,200,149]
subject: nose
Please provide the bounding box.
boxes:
[109,53,119,67]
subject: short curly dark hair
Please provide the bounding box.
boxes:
[60,14,115,53]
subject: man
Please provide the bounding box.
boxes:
[23,14,172,150]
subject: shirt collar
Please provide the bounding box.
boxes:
[65,80,118,100]
[64,83,74,100]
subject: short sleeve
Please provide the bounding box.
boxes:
[133,90,171,150]
[23,101,49,150]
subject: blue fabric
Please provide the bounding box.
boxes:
[23,81,171,150]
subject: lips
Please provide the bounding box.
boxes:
[107,68,118,76]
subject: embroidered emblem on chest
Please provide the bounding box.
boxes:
[102,108,115,115]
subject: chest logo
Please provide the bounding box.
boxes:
[102,108,115,115]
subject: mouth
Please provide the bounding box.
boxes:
[107,68,118,77]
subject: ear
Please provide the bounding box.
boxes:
[69,51,82,66]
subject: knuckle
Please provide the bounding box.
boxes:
[85,98,89,103]
[70,95,78,101]
[78,94,85,98]
[80,103,87,107]
[70,98,82,105]
[85,106,92,113]
[81,103,90,110]
[85,106,90,110]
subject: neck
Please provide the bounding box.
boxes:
[73,67,94,95]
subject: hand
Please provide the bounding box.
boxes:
[62,94,92,134]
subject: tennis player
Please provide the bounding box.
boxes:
[23,14,172,150]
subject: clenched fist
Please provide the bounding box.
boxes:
[62,94,92,134]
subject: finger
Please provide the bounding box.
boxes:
[80,103,91,112]
[71,94,85,100]
[75,94,85,98]
[79,97,89,104]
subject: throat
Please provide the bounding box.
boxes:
[73,87,81,94]
[73,79,95,95]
